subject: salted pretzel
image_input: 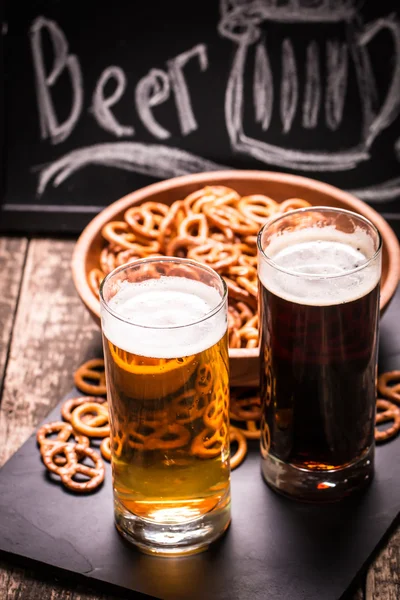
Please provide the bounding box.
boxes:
[41,443,105,492]
[375,399,400,442]
[230,427,248,469]
[100,437,111,461]
[74,358,107,396]
[37,421,90,465]
[70,402,110,438]
[61,396,107,423]
[377,371,400,403]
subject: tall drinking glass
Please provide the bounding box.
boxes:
[257,207,382,501]
[100,257,230,555]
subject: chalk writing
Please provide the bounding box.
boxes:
[30,17,83,144]
[91,67,134,138]
[25,2,400,205]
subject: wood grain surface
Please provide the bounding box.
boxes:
[0,236,398,600]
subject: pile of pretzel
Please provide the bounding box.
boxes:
[88,186,312,349]
[37,359,258,493]
[37,360,400,494]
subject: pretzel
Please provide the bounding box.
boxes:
[74,358,107,396]
[230,428,247,469]
[195,364,213,395]
[260,417,271,458]
[100,437,111,461]
[41,443,105,492]
[229,328,241,348]
[191,423,228,458]
[102,221,141,250]
[171,390,207,424]
[100,245,120,274]
[230,392,262,421]
[125,203,168,240]
[88,268,104,298]
[61,396,106,423]
[228,304,242,331]
[279,198,311,212]
[238,195,278,225]
[127,421,190,450]
[112,430,126,457]
[240,420,261,440]
[70,402,110,438]
[158,200,186,252]
[237,271,258,299]
[237,244,257,268]
[203,388,229,429]
[178,214,209,241]
[204,204,259,236]
[378,371,400,403]
[37,421,90,465]
[375,399,400,442]
[188,242,240,271]
[166,235,199,258]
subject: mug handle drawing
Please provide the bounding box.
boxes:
[358,14,400,148]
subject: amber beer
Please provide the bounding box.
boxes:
[258,208,382,501]
[100,258,230,555]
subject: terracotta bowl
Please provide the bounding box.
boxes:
[72,170,400,387]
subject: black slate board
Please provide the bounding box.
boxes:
[2,0,400,234]
[1,288,400,600]
[0,409,399,600]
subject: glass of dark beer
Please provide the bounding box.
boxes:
[257,207,382,501]
[100,257,230,555]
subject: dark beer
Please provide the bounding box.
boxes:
[258,209,381,499]
[260,281,379,470]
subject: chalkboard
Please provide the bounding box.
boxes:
[1,0,400,234]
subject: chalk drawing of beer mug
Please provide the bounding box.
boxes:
[219,0,400,171]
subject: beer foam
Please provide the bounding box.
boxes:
[101,276,226,358]
[259,226,381,306]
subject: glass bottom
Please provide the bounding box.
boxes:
[114,489,231,556]
[261,445,374,502]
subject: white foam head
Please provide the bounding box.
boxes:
[259,225,381,306]
[101,276,227,358]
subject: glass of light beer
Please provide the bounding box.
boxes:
[257,207,382,501]
[100,257,230,555]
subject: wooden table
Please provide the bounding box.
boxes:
[0,236,398,600]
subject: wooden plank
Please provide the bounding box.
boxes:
[0,563,120,600]
[0,238,124,599]
[0,238,101,466]
[365,526,400,600]
[0,237,27,393]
